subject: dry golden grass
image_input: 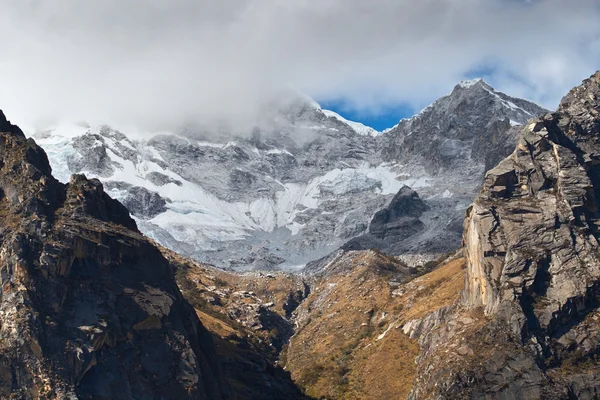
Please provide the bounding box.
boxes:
[347,327,420,400]
[156,243,311,398]
[158,242,307,318]
[195,310,239,338]
[160,242,468,400]
[285,252,466,400]
[401,258,466,321]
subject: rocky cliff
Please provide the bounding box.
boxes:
[341,186,431,254]
[406,71,600,399]
[0,111,230,398]
[161,246,309,400]
[285,71,600,400]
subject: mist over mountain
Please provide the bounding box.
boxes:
[3,71,600,399]
[31,79,547,271]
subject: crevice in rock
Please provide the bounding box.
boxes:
[529,254,552,299]
[283,283,311,319]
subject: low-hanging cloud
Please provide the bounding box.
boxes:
[0,0,598,132]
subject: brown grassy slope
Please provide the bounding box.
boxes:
[284,251,466,399]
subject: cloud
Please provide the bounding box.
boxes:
[0,0,598,131]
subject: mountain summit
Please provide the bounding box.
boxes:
[381,78,548,172]
[31,81,546,271]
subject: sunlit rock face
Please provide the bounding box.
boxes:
[463,71,600,322]
[406,71,600,400]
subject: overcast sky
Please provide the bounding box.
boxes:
[0,0,598,131]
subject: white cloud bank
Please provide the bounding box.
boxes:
[0,0,598,131]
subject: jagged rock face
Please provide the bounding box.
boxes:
[380,79,547,173]
[163,247,309,399]
[118,184,169,219]
[339,186,431,256]
[368,186,429,241]
[407,71,600,399]
[32,83,546,271]
[463,71,600,325]
[0,112,227,399]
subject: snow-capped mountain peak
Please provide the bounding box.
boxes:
[458,77,484,88]
[29,79,548,272]
[320,109,379,137]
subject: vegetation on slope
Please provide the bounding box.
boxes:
[284,250,466,399]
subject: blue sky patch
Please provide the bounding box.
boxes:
[317,100,416,131]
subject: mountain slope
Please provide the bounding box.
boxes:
[161,245,309,399]
[406,71,600,399]
[0,111,232,398]
[272,72,600,400]
[284,250,465,399]
[31,82,546,271]
[380,79,547,172]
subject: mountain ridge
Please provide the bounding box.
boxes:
[277,70,600,400]
[407,70,600,399]
[2,69,600,399]
[30,80,547,271]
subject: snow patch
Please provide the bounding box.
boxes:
[481,86,533,117]
[458,78,483,88]
[321,109,379,137]
[266,148,293,156]
[377,322,397,341]
[32,123,434,267]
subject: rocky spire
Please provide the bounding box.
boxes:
[0,110,22,135]
[463,71,600,323]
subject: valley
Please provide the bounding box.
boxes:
[0,70,599,399]
[1,2,598,399]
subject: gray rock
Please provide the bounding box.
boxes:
[409,71,600,399]
[368,185,429,240]
[145,171,182,187]
[0,118,228,399]
[119,186,168,219]
[380,79,547,174]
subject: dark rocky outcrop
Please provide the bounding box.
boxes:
[120,185,169,219]
[342,186,429,254]
[406,71,600,399]
[145,171,183,187]
[0,111,228,399]
[165,249,310,400]
[368,186,429,241]
[69,134,115,178]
